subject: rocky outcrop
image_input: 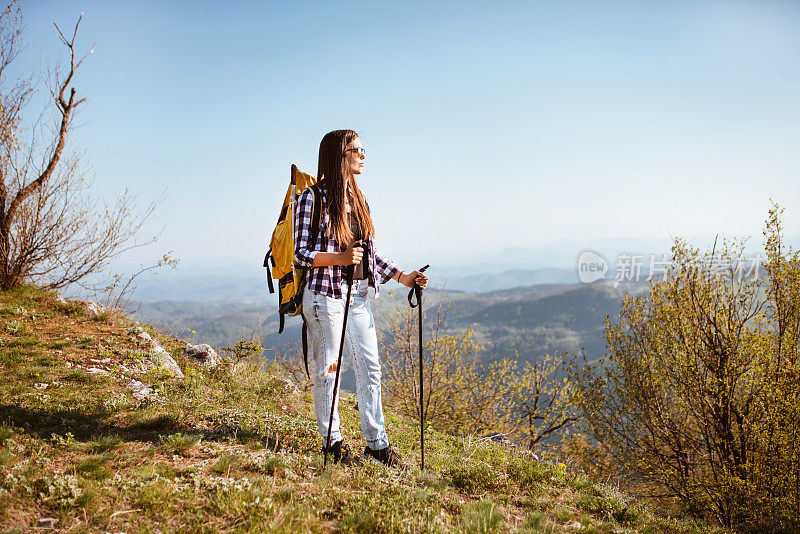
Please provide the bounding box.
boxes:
[183,344,220,369]
[137,331,184,378]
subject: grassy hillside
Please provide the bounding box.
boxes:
[0,286,722,532]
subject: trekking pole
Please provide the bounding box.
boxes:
[407,264,430,470]
[323,245,360,467]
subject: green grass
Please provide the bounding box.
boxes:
[60,370,110,387]
[210,453,243,475]
[0,285,727,533]
[76,455,112,480]
[93,310,111,321]
[75,338,94,349]
[0,348,25,366]
[4,320,32,337]
[462,500,505,533]
[5,336,40,348]
[34,354,58,367]
[85,436,122,454]
[159,432,201,455]
[53,300,85,316]
[0,425,13,445]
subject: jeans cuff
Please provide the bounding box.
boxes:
[323,431,343,448]
[366,436,389,451]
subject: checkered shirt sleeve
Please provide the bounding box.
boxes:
[373,243,400,284]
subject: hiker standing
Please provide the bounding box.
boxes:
[294,129,428,467]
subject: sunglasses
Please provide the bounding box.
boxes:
[344,147,366,157]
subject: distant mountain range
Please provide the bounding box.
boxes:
[115,231,795,390]
[129,277,650,391]
[430,268,578,292]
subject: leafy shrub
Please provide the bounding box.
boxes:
[572,204,800,530]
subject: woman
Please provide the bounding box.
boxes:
[294,129,428,467]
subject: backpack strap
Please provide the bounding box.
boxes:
[263,248,275,294]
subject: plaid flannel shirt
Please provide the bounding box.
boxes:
[294,184,400,299]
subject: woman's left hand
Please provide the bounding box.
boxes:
[399,270,429,289]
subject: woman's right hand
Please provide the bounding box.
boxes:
[339,242,364,265]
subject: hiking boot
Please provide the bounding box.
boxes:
[364,444,407,469]
[322,440,361,466]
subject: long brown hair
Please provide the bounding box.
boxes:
[317,129,375,247]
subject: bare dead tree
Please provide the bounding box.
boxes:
[0,7,158,291]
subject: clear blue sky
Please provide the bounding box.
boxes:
[12,0,800,270]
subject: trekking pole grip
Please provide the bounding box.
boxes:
[407,264,429,308]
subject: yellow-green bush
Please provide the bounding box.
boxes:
[573,203,800,530]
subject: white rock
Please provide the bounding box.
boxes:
[137,332,183,377]
[137,331,154,343]
[150,347,183,377]
[84,302,105,316]
[86,367,110,376]
[54,294,68,305]
[126,379,156,401]
[183,344,220,368]
[34,383,48,390]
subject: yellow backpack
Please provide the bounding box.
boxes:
[263,165,323,377]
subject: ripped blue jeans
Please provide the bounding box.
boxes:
[302,279,389,450]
